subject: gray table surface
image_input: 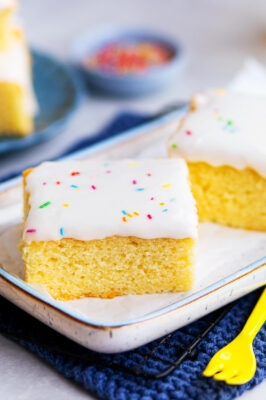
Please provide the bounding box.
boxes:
[0,0,265,398]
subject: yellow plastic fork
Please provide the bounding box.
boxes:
[203,287,266,385]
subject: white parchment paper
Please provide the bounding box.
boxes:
[0,222,265,323]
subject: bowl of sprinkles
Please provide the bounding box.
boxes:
[72,27,184,96]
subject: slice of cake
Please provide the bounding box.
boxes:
[0,0,36,136]
[168,89,266,231]
[20,159,198,301]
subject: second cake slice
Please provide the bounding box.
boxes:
[21,159,198,300]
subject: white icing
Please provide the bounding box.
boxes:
[169,90,266,177]
[0,0,15,12]
[0,35,36,115]
[23,159,198,242]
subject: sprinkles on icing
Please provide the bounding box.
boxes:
[23,159,198,242]
[39,201,51,208]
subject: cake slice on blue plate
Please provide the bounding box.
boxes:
[0,0,36,136]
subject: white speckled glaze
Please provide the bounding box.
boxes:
[23,159,198,242]
[168,90,266,178]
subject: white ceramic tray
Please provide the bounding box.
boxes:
[0,109,265,353]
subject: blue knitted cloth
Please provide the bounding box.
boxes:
[0,113,265,399]
[0,290,265,400]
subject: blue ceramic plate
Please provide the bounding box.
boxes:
[0,50,81,154]
[72,27,184,96]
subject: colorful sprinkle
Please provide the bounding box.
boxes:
[70,184,79,189]
[106,170,111,174]
[162,209,168,212]
[122,216,127,222]
[42,182,47,186]
[170,197,176,202]
[136,188,144,191]
[150,197,154,200]
[127,213,133,218]
[159,202,165,206]
[185,130,192,136]
[91,185,97,190]
[60,227,65,236]
[171,143,178,149]
[56,181,61,185]
[71,172,80,176]
[162,184,171,188]
[84,42,173,75]
[129,162,138,167]
[147,173,152,176]
[227,120,232,126]
[39,201,51,209]
[132,180,137,184]
[26,229,36,233]
[147,214,152,220]
[63,204,69,207]
[122,210,127,215]
[133,211,139,216]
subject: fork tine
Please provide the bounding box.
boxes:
[225,375,243,385]
[213,369,234,381]
[203,358,224,377]
[226,370,254,385]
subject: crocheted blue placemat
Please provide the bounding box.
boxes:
[0,113,265,399]
[0,290,265,400]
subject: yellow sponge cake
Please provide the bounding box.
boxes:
[168,90,266,231]
[20,159,198,301]
[0,0,36,136]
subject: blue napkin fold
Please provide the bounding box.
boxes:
[0,112,150,183]
[0,113,265,399]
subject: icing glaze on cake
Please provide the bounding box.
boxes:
[169,90,266,178]
[23,159,198,242]
[0,0,15,12]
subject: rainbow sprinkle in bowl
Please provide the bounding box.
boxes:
[72,27,184,96]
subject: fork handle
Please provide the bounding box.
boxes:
[241,287,266,341]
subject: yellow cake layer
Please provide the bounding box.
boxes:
[0,81,33,135]
[21,236,195,301]
[188,161,266,231]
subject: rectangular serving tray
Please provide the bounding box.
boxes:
[0,108,265,353]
